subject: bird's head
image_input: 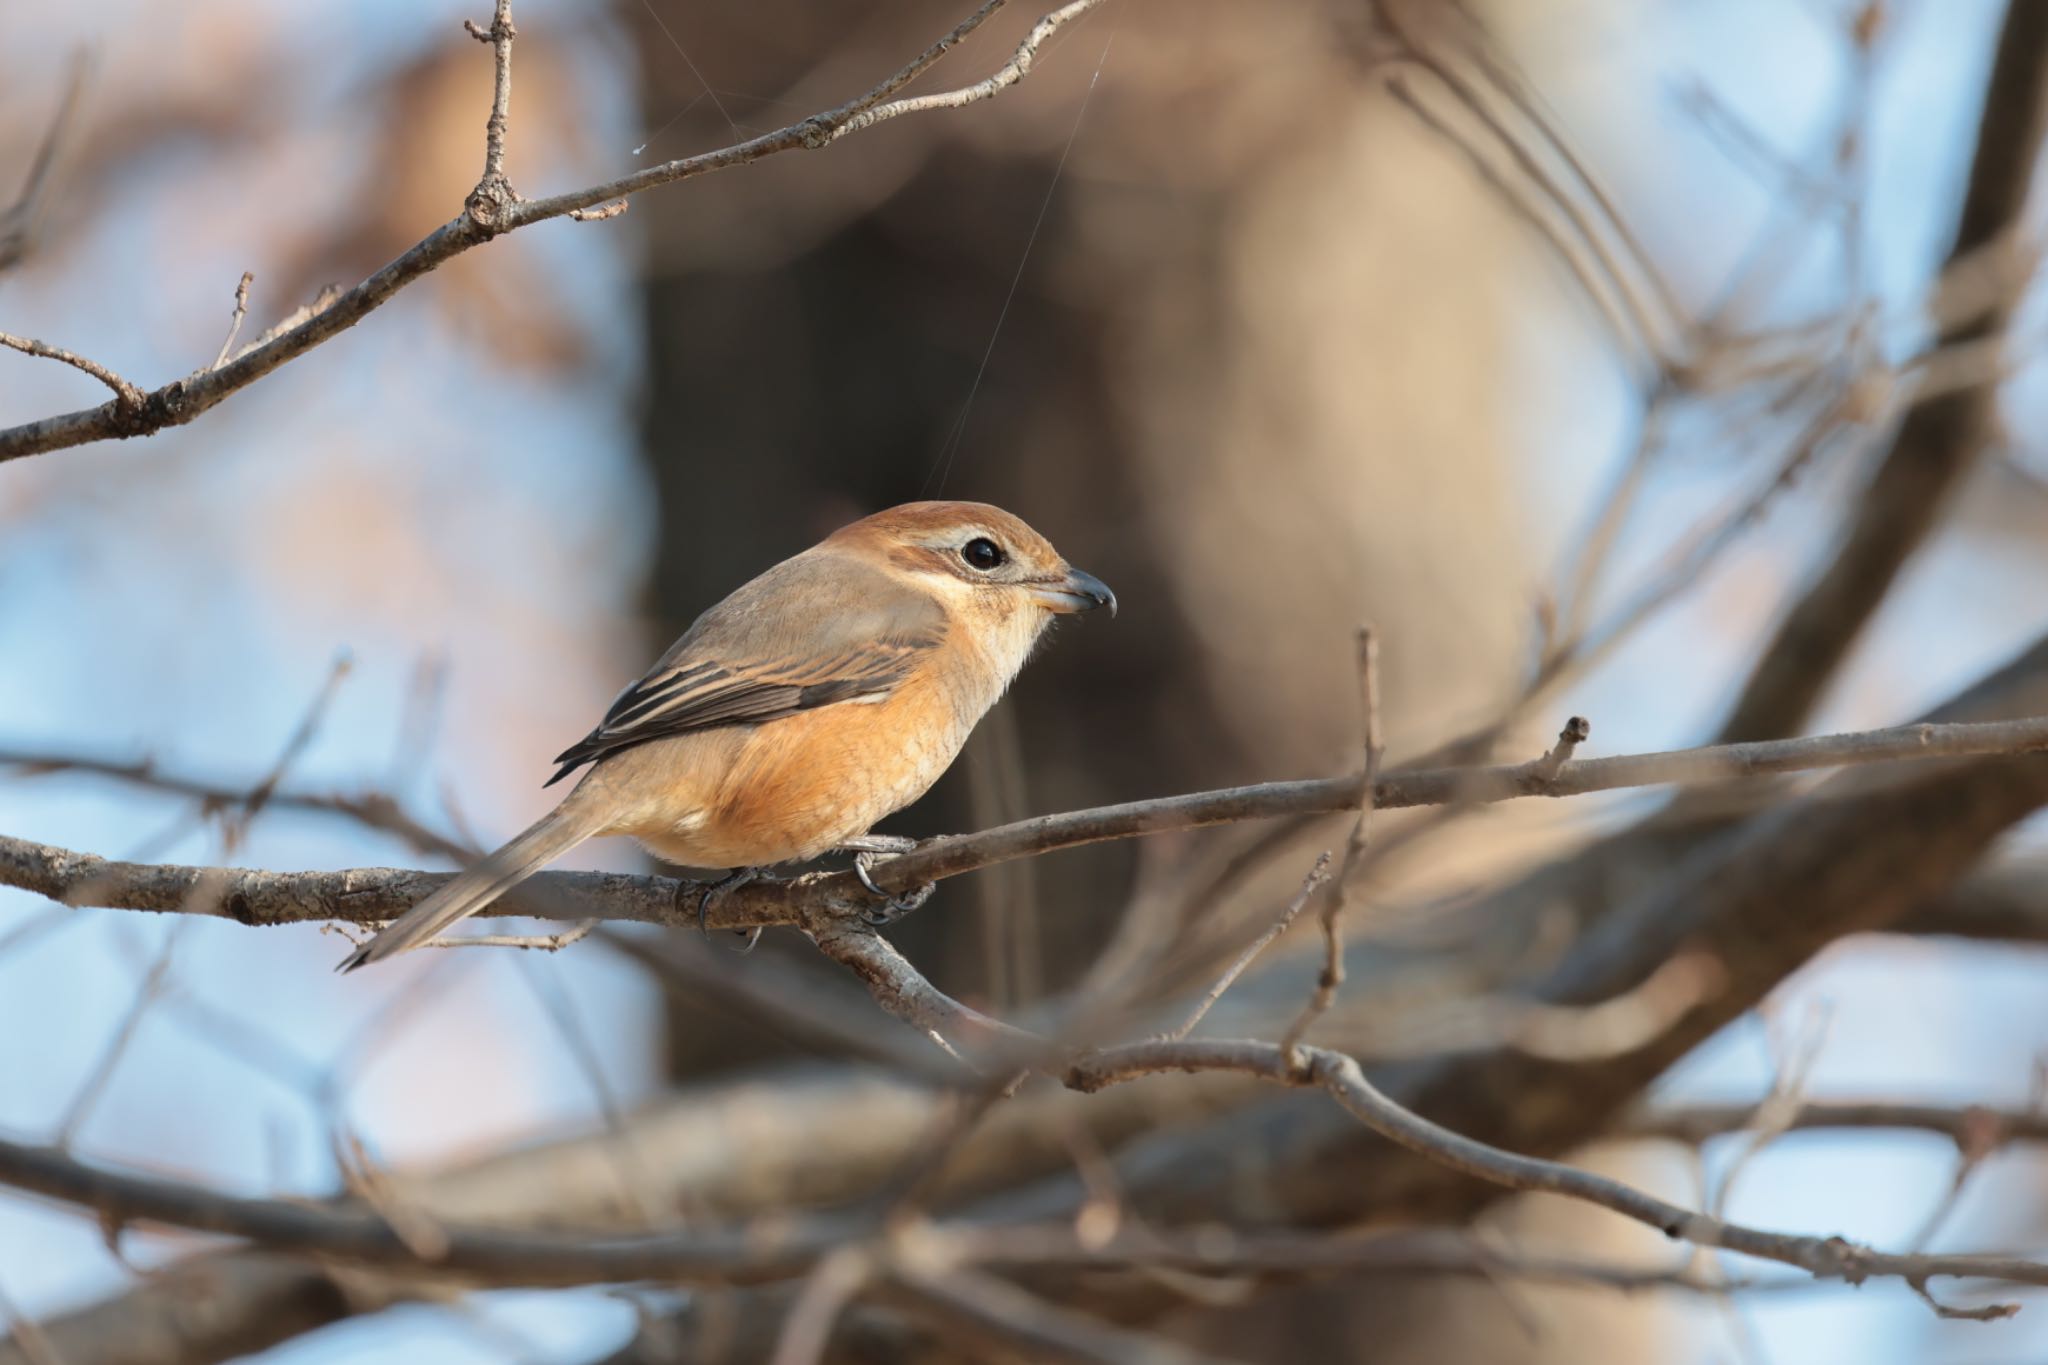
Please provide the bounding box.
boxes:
[830,500,1115,675]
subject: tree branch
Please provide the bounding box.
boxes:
[807,925,1044,1064]
[1716,0,2048,740]
[880,1265,1240,1365]
[0,746,473,861]
[0,332,143,407]
[0,1047,1261,1365]
[1065,1039,2040,1312]
[982,635,2048,1254]
[8,1094,2041,1312]
[0,0,1119,463]
[466,0,516,190]
[0,1134,835,1287]
[1626,1100,2048,1148]
[7,1041,2041,1314]
[8,716,2045,934]
[1893,859,2048,944]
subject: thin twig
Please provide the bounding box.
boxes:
[470,1,517,202]
[508,953,666,1228]
[0,332,142,407]
[0,747,471,863]
[769,1249,872,1365]
[53,917,192,1146]
[808,926,1043,1066]
[886,1264,1240,1365]
[1528,716,1591,783]
[331,1128,450,1261]
[0,51,91,276]
[1160,853,1331,1043]
[422,921,599,953]
[1627,1100,2048,1147]
[597,927,964,1078]
[0,1275,65,1365]
[1911,1276,2020,1322]
[1280,630,1384,1067]
[1441,1,1689,336]
[1906,1113,2008,1254]
[1378,5,1674,366]
[1342,950,1726,1063]
[1385,75,1641,356]
[209,273,254,371]
[827,1,1107,138]
[230,650,354,853]
[1709,1004,1832,1221]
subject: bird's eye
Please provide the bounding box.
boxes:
[961,537,1006,572]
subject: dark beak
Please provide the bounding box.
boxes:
[1033,567,1117,617]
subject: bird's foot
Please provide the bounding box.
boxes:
[850,850,935,928]
[835,834,920,855]
[695,866,765,953]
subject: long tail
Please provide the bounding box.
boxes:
[337,797,606,972]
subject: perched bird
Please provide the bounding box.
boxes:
[338,501,1113,971]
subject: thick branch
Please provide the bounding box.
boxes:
[7,716,2046,932]
[0,1135,833,1287]
[0,1053,1259,1365]
[12,1043,2040,1309]
[1892,859,2048,944]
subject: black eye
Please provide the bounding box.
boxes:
[961,537,1006,572]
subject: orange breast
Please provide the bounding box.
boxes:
[670,674,973,868]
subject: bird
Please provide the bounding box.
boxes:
[337,500,1114,971]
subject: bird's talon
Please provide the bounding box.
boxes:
[848,851,933,925]
[862,880,935,927]
[853,851,890,898]
[695,866,764,948]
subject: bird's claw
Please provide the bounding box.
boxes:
[837,834,920,855]
[695,866,765,952]
[851,851,890,898]
[851,851,934,927]
[861,882,933,928]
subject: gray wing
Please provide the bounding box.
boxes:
[546,549,945,785]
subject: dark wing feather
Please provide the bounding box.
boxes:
[545,551,945,785]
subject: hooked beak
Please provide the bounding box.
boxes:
[1032,566,1117,618]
